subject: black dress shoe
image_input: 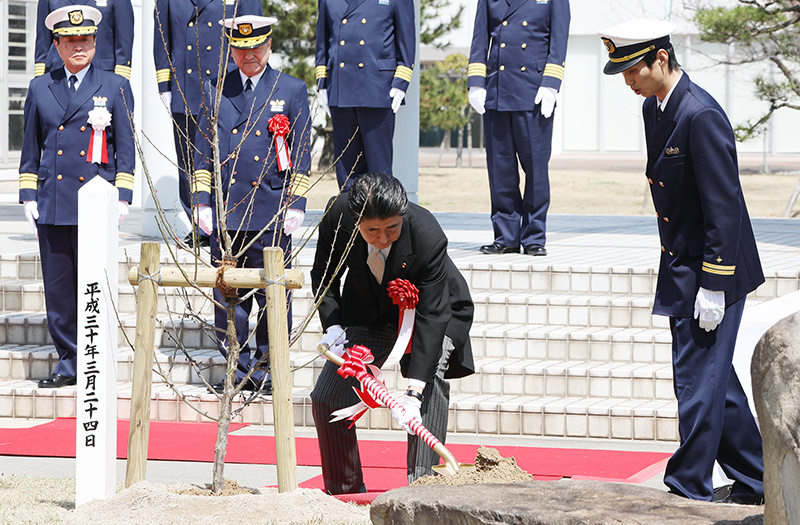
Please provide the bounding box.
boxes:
[720,493,764,505]
[38,373,77,388]
[479,242,519,254]
[523,244,547,256]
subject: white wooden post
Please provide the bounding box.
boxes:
[76,176,120,506]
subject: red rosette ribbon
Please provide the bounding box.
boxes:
[268,114,292,171]
[387,279,418,355]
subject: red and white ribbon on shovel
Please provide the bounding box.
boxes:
[86,106,112,164]
[268,114,292,171]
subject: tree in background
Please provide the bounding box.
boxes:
[691,0,800,141]
[262,0,465,169]
[419,53,474,167]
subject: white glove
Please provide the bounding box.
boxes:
[535,86,558,118]
[160,91,172,110]
[118,200,129,226]
[391,394,422,435]
[468,86,486,115]
[694,287,725,332]
[389,87,406,114]
[23,200,39,238]
[283,208,304,236]
[317,88,330,117]
[193,204,213,236]
[318,324,348,357]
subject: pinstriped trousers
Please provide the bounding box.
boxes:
[310,324,453,495]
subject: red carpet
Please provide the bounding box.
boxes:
[0,418,669,498]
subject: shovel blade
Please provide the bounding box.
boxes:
[431,463,474,476]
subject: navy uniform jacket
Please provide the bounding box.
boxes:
[315,0,415,108]
[311,195,475,383]
[19,65,135,225]
[644,73,764,318]
[192,66,312,232]
[153,0,263,116]
[35,0,134,79]
[468,0,570,111]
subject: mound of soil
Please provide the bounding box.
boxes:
[411,446,533,486]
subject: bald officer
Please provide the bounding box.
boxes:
[154,0,263,245]
[599,19,765,505]
[35,0,134,79]
[192,16,312,393]
[315,0,415,188]
[20,5,135,388]
[468,0,570,256]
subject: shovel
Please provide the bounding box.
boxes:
[317,342,472,475]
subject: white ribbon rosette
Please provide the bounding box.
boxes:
[86,105,112,164]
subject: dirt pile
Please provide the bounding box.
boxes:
[412,446,533,486]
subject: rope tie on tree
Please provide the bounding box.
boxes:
[215,256,238,298]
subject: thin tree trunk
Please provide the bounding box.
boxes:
[467,119,473,168]
[437,134,447,168]
[456,127,464,168]
[212,300,240,494]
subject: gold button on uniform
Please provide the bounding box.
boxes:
[231,178,236,184]
[80,126,86,132]
[187,45,192,50]
[669,251,674,256]
[80,151,85,156]
[187,68,192,74]
[359,40,365,45]
[232,129,238,134]
[340,40,345,45]
[663,217,670,222]
[252,181,258,186]
[500,65,505,71]
[502,20,507,26]
[206,70,211,75]
[361,18,366,23]
[231,153,236,159]
[255,130,261,136]
[342,18,347,23]
[661,246,665,252]
[206,46,212,51]
[523,21,528,26]
[659,181,664,187]
[254,156,260,161]
[58,125,64,131]
[57,150,63,156]
[521,43,527,49]
[79,176,85,182]
[521,66,526,71]
[648,178,653,184]
[359,63,364,68]
[340,62,345,67]
[57,175,62,180]
[208,22,213,27]
[500,43,506,48]
[188,21,194,27]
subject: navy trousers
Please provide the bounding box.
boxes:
[38,224,79,378]
[330,106,395,189]
[172,112,198,221]
[664,297,764,501]
[483,109,553,248]
[210,230,291,382]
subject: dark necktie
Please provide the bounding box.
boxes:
[69,75,78,96]
[656,106,663,122]
[245,78,253,93]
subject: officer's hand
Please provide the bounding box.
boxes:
[535,87,558,118]
[468,87,486,115]
[194,204,213,236]
[317,324,348,357]
[283,208,305,236]
[694,287,725,332]
[389,88,406,113]
[160,92,172,110]
[23,200,39,238]
[317,89,330,117]
[118,200,129,226]
[390,394,422,435]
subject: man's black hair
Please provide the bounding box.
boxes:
[347,172,409,221]
[642,44,681,72]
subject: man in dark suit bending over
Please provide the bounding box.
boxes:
[310,172,474,494]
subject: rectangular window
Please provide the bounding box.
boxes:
[8,87,27,151]
[8,1,28,72]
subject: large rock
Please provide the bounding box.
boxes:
[752,311,800,525]
[370,480,763,524]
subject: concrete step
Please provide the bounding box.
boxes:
[0,380,679,442]
[0,344,675,402]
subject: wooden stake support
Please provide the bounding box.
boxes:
[124,244,304,492]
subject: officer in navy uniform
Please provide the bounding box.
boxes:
[191,15,312,393]
[599,19,765,505]
[315,0,415,188]
[35,0,134,79]
[468,0,570,256]
[154,0,263,246]
[20,5,135,388]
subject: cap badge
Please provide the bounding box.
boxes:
[239,23,253,36]
[601,37,615,54]
[69,10,84,26]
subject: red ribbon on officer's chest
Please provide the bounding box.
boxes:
[268,114,292,171]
